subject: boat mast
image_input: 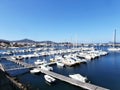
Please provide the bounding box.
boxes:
[113,29,116,48]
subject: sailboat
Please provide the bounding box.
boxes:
[108,29,120,51]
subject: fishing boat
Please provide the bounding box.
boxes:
[44,75,56,83]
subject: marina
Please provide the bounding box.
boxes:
[1,0,120,90]
[0,46,110,90]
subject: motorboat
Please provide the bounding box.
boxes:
[34,59,42,65]
[62,57,76,66]
[30,68,41,74]
[56,61,64,67]
[34,59,47,65]
[69,74,88,83]
[108,47,120,51]
[40,64,53,71]
[44,75,56,83]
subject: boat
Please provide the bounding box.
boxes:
[108,47,120,51]
[62,57,76,66]
[34,59,42,65]
[40,64,53,71]
[108,29,120,51]
[50,58,56,62]
[30,68,41,74]
[69,74,88,83]
[34,59,47,65]
[73,56,87,63]
[44,75,56,83]
[56,61,64,67]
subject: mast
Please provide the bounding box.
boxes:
[113,29,116,48]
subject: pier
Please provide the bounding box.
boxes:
[0,56,109,90]
[40,69,108,90]
[1,56,56,71]
[4,56,35,67]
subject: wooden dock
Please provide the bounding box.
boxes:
[1,56,109,90]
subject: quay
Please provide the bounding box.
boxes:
[0,56,109,90]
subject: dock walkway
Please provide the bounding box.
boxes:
[1,56,56,71]
[40,68,109,90]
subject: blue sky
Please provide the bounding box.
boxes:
[0,0,120,43]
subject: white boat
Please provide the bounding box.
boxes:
[40,64,53,71]
[44,75,56,83]
[34,59,42,65]
[56,61,64,67]
[62,57,76,66]
[108,47,120,51]
[73,56,87,63]
[30,68,41,74]
[69,74,88,83]
[34,59,47,65]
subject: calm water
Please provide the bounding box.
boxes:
[1,47,120,90]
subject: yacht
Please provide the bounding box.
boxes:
[69,74,88,83]
[44,75,56,83]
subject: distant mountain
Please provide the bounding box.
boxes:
[0,39,10,44]
[12,38,36,43]
[11,39,57,44]
[0,38,73,44]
